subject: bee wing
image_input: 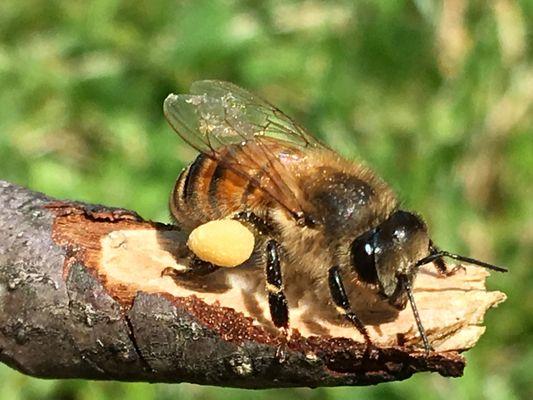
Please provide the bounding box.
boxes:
[164,80,325,219]
[164,80,327,152]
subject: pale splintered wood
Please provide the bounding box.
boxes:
[101,228,506,352]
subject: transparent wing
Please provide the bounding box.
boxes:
[163,80,326,155]
[163,80,326,220]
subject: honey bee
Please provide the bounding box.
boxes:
[163,80,506,352]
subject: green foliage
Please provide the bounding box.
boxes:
[0,0,531,398]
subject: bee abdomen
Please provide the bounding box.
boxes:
[170,149,264,228]
[170,153,216,227]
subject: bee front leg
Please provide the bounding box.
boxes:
[433,253,466,277]
[430,243,465,277]
[328,266,372,348]
[435,260,465,277]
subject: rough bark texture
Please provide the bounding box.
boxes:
[0,180,506,387]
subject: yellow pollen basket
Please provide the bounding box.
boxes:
[187,219,255,268]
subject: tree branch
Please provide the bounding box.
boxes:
[0,180,505,387]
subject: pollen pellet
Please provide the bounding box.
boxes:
[187,219,255,267]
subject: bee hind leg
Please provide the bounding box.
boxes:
[328,266,373,350]
[161,257,220,280]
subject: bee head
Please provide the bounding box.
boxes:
[350,209,508,310]
[350,210,430,309]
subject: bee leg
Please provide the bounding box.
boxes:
[233,211,273,235]
[430,242,465,277]
[403,277,433,354]
[328,266,372,350]
[265,239,290,363]
[432,253,466,277]
[161,257,220,281]
[233,212,289,327]
[435,259,465,277]
[265,239,289,329]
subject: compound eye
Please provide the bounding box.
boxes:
[351,231,378,284]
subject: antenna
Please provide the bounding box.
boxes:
[415,250,508,273]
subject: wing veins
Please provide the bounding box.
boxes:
[219,112,299,212]
[164,81,325,220]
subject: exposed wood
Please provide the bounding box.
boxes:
[0,180,506,387]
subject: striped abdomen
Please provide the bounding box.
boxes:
[170,143,300,230]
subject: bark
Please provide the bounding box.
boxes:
[0,180,505,387]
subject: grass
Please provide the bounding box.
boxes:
[0,1,532,399]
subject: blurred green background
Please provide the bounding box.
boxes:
[0,0,531,399]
